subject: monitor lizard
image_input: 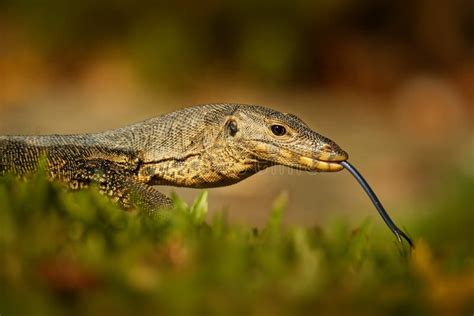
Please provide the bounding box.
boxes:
[0,104,348,212]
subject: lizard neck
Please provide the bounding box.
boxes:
[137,150,271,188]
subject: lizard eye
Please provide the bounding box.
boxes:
[227,120,238,136]
[270,124,286,136]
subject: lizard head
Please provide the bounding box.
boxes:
[222,105,348,172]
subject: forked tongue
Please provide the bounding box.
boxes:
[340,161,413,249]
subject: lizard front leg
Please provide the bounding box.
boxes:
[96,167,172,212]
[123,180,173,212]
[67,158,173,213]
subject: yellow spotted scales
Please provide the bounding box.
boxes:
[0,104,348,212]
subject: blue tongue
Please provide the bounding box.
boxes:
[340,160,414,249]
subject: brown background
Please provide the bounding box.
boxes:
[1,0,473,226]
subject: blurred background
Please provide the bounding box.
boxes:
[1,0,473,227]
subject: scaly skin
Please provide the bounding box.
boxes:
[0,104,348,212]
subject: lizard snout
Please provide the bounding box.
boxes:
[299,140,348,172]
[316,143,348,162]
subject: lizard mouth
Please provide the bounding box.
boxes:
[315,159,344,172]
[299,156,346,172]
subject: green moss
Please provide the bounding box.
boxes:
[0,172,472,315]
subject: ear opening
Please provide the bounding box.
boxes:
[226,119,238,137]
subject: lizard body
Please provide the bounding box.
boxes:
[0,104,348,211]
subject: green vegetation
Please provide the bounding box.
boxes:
[0,172,473,315]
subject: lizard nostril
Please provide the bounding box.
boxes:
[318,143,348,162]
